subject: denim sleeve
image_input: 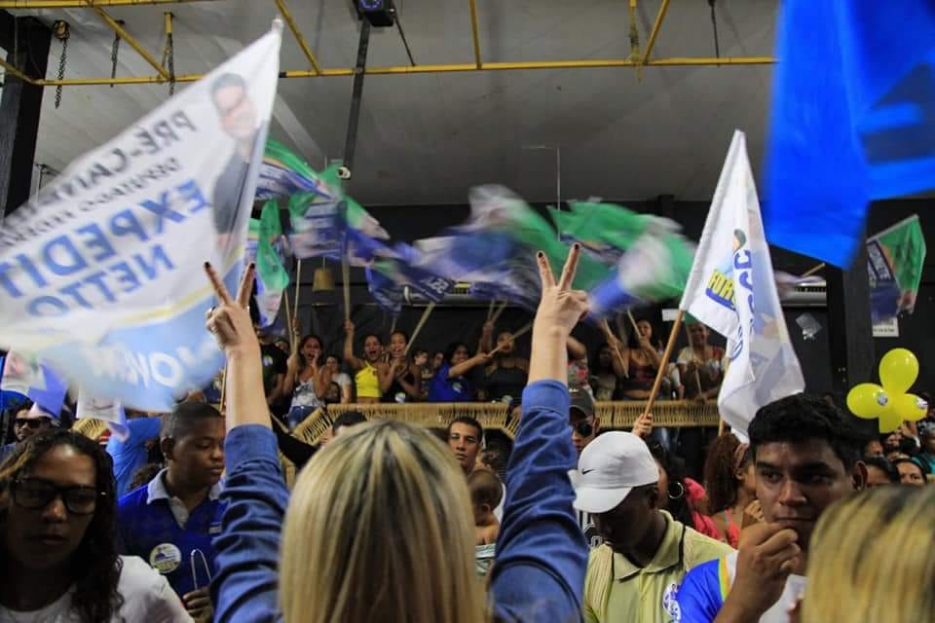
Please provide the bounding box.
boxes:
[211,425,288,623]
[491,380,588,622]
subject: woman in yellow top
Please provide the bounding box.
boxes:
[343,319,392,404]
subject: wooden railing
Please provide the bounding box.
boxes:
[293,400,721,445]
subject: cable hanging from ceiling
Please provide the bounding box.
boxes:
[52,19,70,108]
[109,20,123,88]
[708,0,720,60]
[160,11,176,94]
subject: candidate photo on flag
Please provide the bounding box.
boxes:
[0,21,283,411]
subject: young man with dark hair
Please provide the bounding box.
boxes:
[676,393,867,623]
[117,402,226,620]
[576,432,732,622]
[447,416,484,475]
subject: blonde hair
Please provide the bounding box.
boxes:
[280,419,488,623]
[803,486,935,623]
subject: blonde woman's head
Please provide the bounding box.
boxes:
[280,419,487,623]
[803,485,935,623]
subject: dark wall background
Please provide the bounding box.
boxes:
[291,196,935,396]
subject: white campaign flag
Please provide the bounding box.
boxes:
[0,21,283,410]
[680,130,805,436]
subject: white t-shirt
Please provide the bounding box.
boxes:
[0,556,192,623]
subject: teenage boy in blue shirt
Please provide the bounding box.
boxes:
[118,402,226,621]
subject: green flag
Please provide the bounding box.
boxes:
[468,187,611,290]
[867,215,926,321]
[552,202,656,263]
[252,200,290,326]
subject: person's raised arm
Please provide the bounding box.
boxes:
[203,263,287,622]
[600,320,629,378]
[448,350,495,378]
[204,264,267,431]
[566,335,588,362]
[281,324,302,397]
[480,320,494,354]
[491,246,589,622]
[343,320,364,371]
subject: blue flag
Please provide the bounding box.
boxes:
[765,1,935,267]
[366,266,403,316]
[0,353,68,416]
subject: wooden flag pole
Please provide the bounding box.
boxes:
[509,321,533,341]
[219,365,228,416]
[801,262,826,278]
[490,301,509,324]
[341,257,351,322]
[601,319,627,373]
[641,309,684,418]
[626,310,642,336]
[293,259,303,323]
[405,303,436,355]
[283,291,295,349]
[486,300,496,321]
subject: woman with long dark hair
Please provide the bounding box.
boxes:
[283,332,332,430]
[0,430,189,622]
[703,433,760,547]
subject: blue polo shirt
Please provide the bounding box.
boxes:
[107,417,161,498]
[428,363,475,402]
[117,469,225,598]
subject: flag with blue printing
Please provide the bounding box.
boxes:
[0,22,283,411]
[682,131,805,436]
[0,353,68,415]
[765,0,935,267]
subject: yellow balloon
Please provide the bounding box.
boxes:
[879,348,919,395]
[878,410,903,433]
[892,393,928,422]
[846,383,888,419]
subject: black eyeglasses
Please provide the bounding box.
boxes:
[11,478,104,516]
[574,420,594,438]
[14,418,50,430]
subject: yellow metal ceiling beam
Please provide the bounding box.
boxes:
[468,0,482,69]
[36,56,775,86]
[85,0,172,80]
[0,56,39,84]
[273,0,322,75]
[641,0,671,65]
[0,0,211,7]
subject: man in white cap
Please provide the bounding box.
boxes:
[574,431,731,623]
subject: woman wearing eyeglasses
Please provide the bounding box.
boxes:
[0,430,191,622]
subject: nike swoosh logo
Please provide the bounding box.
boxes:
[581,468,595,475]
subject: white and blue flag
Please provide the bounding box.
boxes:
[0,22,283,411]
[681,131,805,436]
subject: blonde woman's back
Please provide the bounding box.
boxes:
[803,486,935,623]
[281,420,486,623]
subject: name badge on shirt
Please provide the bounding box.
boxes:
[149,543,182,574]
[209,521,222,535]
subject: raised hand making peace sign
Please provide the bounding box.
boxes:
[204,262,271,431]
[528,245,590,386]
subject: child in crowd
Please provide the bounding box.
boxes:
[117,402,226,621]
[414,349,433,401]
[468,467,502,577]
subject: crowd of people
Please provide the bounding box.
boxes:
[0,249,933,622]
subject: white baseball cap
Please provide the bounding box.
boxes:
[571,432,660,514]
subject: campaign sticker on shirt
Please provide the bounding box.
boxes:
[663,582,681,622]
[452,381,463,394]
[149,543,182,574]
[209,521,222,535]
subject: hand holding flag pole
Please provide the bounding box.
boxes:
[640,310,684,419]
